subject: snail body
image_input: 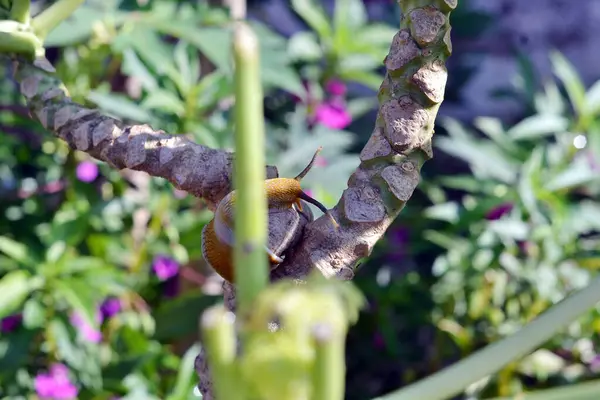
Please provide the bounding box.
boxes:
[201,147,337,283]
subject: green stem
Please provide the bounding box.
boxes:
[487,378,600,400]
[0,30,41,60]
[31,0,84,39]
[232,22,269,315]
[312,323,345,400]
[9,0,30,24]
[375,275,600,400]
[200,305,243,400]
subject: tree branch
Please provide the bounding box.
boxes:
[4,55,278,210]
[273,0,454,281]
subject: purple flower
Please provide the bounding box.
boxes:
[1,314,22,333]
[485,202,513,220]
[100,297,121,319]
[75,161,99,183]
[152,255,180,281]
[70,312,102,343]
[325,79,347,96]
[314,102,352,130]
[34,364,78,400]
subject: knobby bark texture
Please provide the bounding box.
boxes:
[5,56,278,211]
[3,0,455,398]
[274,0,454,281]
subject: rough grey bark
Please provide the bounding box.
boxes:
[6,56,278,211]
[3,0,455,397]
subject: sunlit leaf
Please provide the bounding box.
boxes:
[0,270,34,319]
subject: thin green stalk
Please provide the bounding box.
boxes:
[201,305,243,400]
[0,30,41,60]
[31,0,84,40]
[232,22,269,315]
[9,0,30,24]
[312,323,345,400]
[487,379,600,400]
[375,275,600,400]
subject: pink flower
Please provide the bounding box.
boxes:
[152,255,179,281]
[70,312,102,343]
[1,314,22,333]
[34,364,78,399]
[485,202,513,220]
[314,102,352,130]
[75,161,99,183]
[325,79,347,96]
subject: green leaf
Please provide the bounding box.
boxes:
[534,80,566,116]
[142,89,186,116]
[261,62,305,97]
[52,278,99,329]
[424,202,460,223]
[0,236,36,266]
[48,317,87,368]
[45,241,66,264]
[153,293,218,341]
[333,0,367,52]
[507,114,569,140]
[550,51,586,116]
[288,31,323,62]
[488,220,529,240]
[338,69,383,91]
[435,133,518,184]
[42,256,112,278]
[518,146,546,224]
[291,0,332,40]
[545,156,600,191]
[358,24,398,47]
[163,25,232,73]
[45,208,91,247]
[0,330,36,371]
[44,5,128,47]
[0,270,34,319]
[23,297,46,329]
[166,344,202,400]
[87,91,155,123]
[346,97,378,119]
[584,79,600,115]
[473,117,521,154]
[121,48,158,92]
[174,41,200,92]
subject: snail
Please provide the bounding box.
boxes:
[201,147,338,283]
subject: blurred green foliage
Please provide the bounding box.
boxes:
[2,0,600,399]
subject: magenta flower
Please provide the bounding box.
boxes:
[485,202,513,220]
[100,297,121,319]
[34,364,78,400]
[314,102,352,130]
[152,255,179,281]
[1,314,22,333]
[70,312,102,343]
[325,79,347,96]
[75,161,99,183]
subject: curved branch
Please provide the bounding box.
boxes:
[273,0,455,281]
[4,55,278,210]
